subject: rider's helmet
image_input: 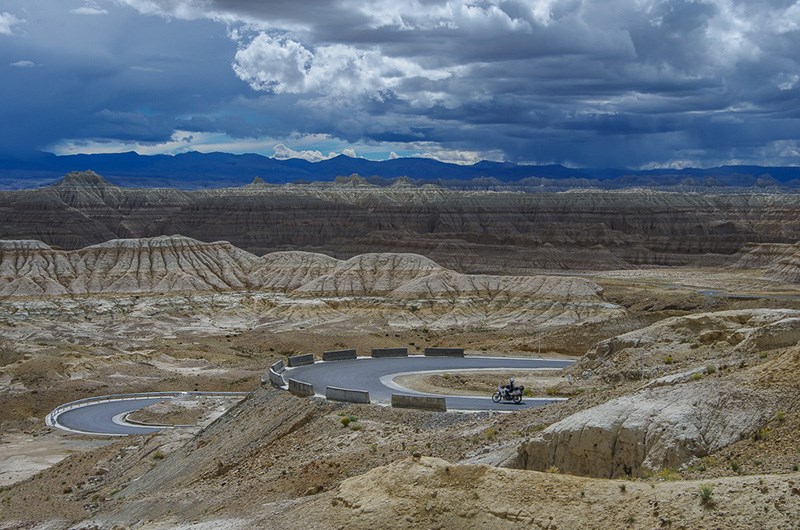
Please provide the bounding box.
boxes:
[509,378,515,386]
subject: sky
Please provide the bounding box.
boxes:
[1,0,799,168]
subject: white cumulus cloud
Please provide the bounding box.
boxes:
[0,11,22,35]
[411,143,504,165]
[10,60,35,68]
[71,7,109,16]
[113,0,198,18]
[71,2,109,15]
[232,33,451,100]
[53,1,800,166]
[272,143,336,162]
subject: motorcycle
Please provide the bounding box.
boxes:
[492,383,524,404]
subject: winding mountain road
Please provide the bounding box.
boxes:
[49,356,573,436]
[285,355,573,411]
[47,392,249,437]
[52,397,175,436]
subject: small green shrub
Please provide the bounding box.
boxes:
[690,373,703,381]
[759,352,768,359]
[775,411,785,423]
[618,483,627,493]
[753,427,771,442]
[655,468,682,481]
[730,461,741,474]
[699,484,714,506]
[340,415,358,427]
[705,364,716,374]
[349,422,362,431]
[663,355,674,365]
[485,428,496,441]
[546,465,560,474]
[153,450,165,460]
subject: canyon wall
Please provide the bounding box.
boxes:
[3,172,800,273]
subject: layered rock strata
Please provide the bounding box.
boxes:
[518,313,800,478]
[734,242,800,283]
[0,236,623,331]
[518,380,773,478]
[3,171,800,272]
[579,309,800,381]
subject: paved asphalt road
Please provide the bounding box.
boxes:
[51,356,573,436]
[285,356,573,411]
[54,397,171,436]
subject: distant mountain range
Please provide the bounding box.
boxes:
[0,151,799,189]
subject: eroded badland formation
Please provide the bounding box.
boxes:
[1,171,800,529]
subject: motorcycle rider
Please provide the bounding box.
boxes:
[492,377,523,404]
[504,378,516,397]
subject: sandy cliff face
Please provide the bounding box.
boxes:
[0,235,623,331]
[579,309,800,381]
[302,456,800,530]
[518,312,800,479]
[518,380,775,478]
[0,236,257,296]
[0,235,604,299]
[735,241,800,283]
[3,171,800,272]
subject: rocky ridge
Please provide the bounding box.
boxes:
[0,235,604,300]
[518,378,776,478]
[578,309,800,382]
[735,241,800,283]
[517,311,800,479]
[0,235,623,332]
[3,171,800,272]
[301,456,800,530]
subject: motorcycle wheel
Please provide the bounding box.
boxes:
[491,392,501,403]
[512,394,522,404]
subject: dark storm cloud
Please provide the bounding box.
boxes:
[0,0,246,155]
[3,0,800,166]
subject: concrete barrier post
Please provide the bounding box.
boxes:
[391,394,447,411]
[268,369,285,387]
[424,347,465,357]
[271,360,286,373]
[323,349,357,361]
[371,347,408,358]
[288,379,315,397]
[287,353,315,367]
[326,386,370,404]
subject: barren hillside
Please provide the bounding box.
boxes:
[0,236,622,337]
[0,176,799,529]
[3,171,800,272]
